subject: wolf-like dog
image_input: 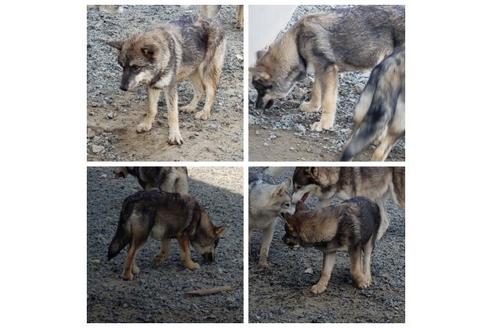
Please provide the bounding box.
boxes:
[249,172,295,267]
[108,190,225,280]
[252,6,404,131]
[293,167,404,239]
[282,197,381,294]
[114,167,189,194]
[341,47,405,161]
[107,16,226,145]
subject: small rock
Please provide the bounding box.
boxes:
[106,111,114,119]
[91,145,105,153]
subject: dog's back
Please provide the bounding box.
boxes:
[338,197,381,247]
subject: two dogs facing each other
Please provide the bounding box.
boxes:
[249,167,405,293]
[252,6,405,161]
[108,167,225,280]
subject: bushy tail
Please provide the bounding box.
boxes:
[107,196,136,261]
[341,48,404,161]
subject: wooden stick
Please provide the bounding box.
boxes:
[184,285,233,297]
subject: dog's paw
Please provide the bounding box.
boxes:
[136,121,152,133]
[310,282,327,294]
[195,110,211,120]
[300,101,320,113]
[168,130,183,145]
[258,260,270,268]
[180,105,197,113]
[121,271,134,281]
[153,255,167,266]
[310,120,334,132]
[356,276,372,289]
[185,261,200,271]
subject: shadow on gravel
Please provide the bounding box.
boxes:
[248,167,405,323]
[87,167,243,323]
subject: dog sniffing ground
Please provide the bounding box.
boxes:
[87,167,243,323]
[87,5,243,161]
[249,167,405,323]
[249,5,405,161]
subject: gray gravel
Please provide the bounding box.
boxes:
[249,167,405,323]
[87,167,243,323]
[87,5,243,161]
[249,5,405,161]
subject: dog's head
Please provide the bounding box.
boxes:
[293,167,341,191]
[271,178,296,216]
[190,208,225,262]
[107,33,169,91]
[252,47,306,110]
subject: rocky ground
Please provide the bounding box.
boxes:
[249,5,405,161]
[249,167,405,323]
[87,167,243,323]
[87,6,243,161]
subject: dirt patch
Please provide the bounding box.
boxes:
[87,5,243,161]
[248,5,405,162]
[248,167,405,323]
[87,167,243,323]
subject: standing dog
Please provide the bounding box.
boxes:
[107,16,226,145]
[282,197,381,294]
[293,167,404,239]
[108,190,225,280]
[252,6,404,131]
[249,173,295,267]
[114,167,189,194]
[341,47,405,161]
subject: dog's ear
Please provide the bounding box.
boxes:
[105,40,124,50]
[256,50,266,60]
[141,44,157,61]
[275,179,290,196]
[214,226,225,237]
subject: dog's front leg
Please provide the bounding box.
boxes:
[163,85,184,145]
[136,87,160,133]
[300,77,321,113]
[177,235,200,270]
[311,252,336,294]
[311,66,338,131]
[258,220,276,267]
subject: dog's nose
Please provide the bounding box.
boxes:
[120,84,128,91]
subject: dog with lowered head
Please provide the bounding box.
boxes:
[282,196,381,294]
[114,166,189,194]
[108,190,225,280]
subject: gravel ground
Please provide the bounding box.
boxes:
[249,167,405,323]
[87,167,243,323]
[249,5,405,161]
[87,6,243,161]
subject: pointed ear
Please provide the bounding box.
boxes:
[275,179,290,196]
[141,44,157,60]
[256,50,266,60]
[215,226,225,237]
[105,40,124,50]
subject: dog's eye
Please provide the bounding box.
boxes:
[282,202,291,208]
[130,65,141,71]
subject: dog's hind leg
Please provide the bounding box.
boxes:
[372,132,401,161]
[180,72,204,113]
[121,233,148,280]
[195,39,226,121]
[350,245,370,288]
[300,77,321,113]
[137,87,161,133]
[153,238,171,266]
[258,220,276,268]
[177,235,200,270]
[311,65,338,131]
[311,252,336,294]
[362,237,374,286]
[163,85,184,145]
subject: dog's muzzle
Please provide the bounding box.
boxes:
[282,234,299,249]
[255,95,274,109]
[202,252,214,262]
